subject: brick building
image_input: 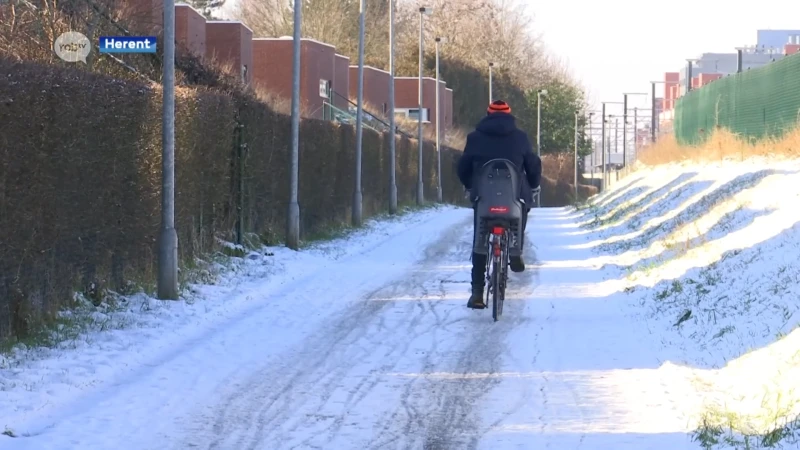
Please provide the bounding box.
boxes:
[444,88,454,130]
[251,38,341,119]
[394,77,450,131]
[175,4,205,59]
[206,21,253,85]
[348,66,391,117]
[333,54,351,110]
[121,1,454,129]
[126,1,252,84]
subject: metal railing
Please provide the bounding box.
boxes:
[323,101,383,134]
[325,90,414,139]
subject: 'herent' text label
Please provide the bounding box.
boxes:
[98,36,158,53]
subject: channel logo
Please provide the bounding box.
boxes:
[54,31,91,63]
[98,36,157,54]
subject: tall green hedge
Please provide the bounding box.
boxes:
[0,59,464,341]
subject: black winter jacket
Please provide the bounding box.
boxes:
[456,114,542,205]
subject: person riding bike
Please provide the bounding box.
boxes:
[457,100,542,309]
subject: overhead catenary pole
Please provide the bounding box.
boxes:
[158,0,178,299]
[608,133,612,184]
[633,107,638,163]
[622,92,648,169]
[650,81,657,143]
[387,0,398,214]
[601,103,606,192]
[352,0,366,226]
[622,94,627,169]
[286,0,302,249]
[614,118,619,181]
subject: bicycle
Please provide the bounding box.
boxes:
[485,222,510,321]
[470,159,535,321]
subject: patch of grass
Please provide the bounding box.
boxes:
[693,407,800,449]
[300,218,353,246]
[0,243,235,358]
[220,245,247,258]
[0,292,133,357]
[572,198,592,211]
[638,128,800,167]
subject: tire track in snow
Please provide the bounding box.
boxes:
[179,211,543,450]
[385,233,540,450]
[187,219,473,450]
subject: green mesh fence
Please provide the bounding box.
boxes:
[674,54,800,145]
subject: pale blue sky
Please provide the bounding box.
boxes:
[529,0,800,111]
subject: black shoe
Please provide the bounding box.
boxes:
[510,255,525,273]
[467,289,486,309]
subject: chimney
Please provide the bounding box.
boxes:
[737,49,743,73]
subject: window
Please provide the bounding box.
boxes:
[319,79,331,99]
[405,108,429,122]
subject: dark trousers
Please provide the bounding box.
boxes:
[471,206,529,290]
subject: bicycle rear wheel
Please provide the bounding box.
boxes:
[497,232,510,318]
[486,226,509,321]
[491,254,501,321]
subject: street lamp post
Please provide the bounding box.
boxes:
[286,0,302,249]
[158,0,178,299]
[574,110,579,201]
[489,62,494,102]
[416,6,432,206]
[352,0,366,226]
[536,88,548,206]
[588,112,594,184]
[388,0,397,214]
[435,36,446,203]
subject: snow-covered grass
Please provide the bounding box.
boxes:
[579,157,800,449]
[0,204,454,437]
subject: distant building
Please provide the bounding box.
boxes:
[757,29,800,49]
[677,48,785,95]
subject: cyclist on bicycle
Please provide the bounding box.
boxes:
[457,100,542,309]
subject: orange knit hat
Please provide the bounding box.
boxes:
[487,100,511,114]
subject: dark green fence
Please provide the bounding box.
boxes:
[674,53,800,145]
